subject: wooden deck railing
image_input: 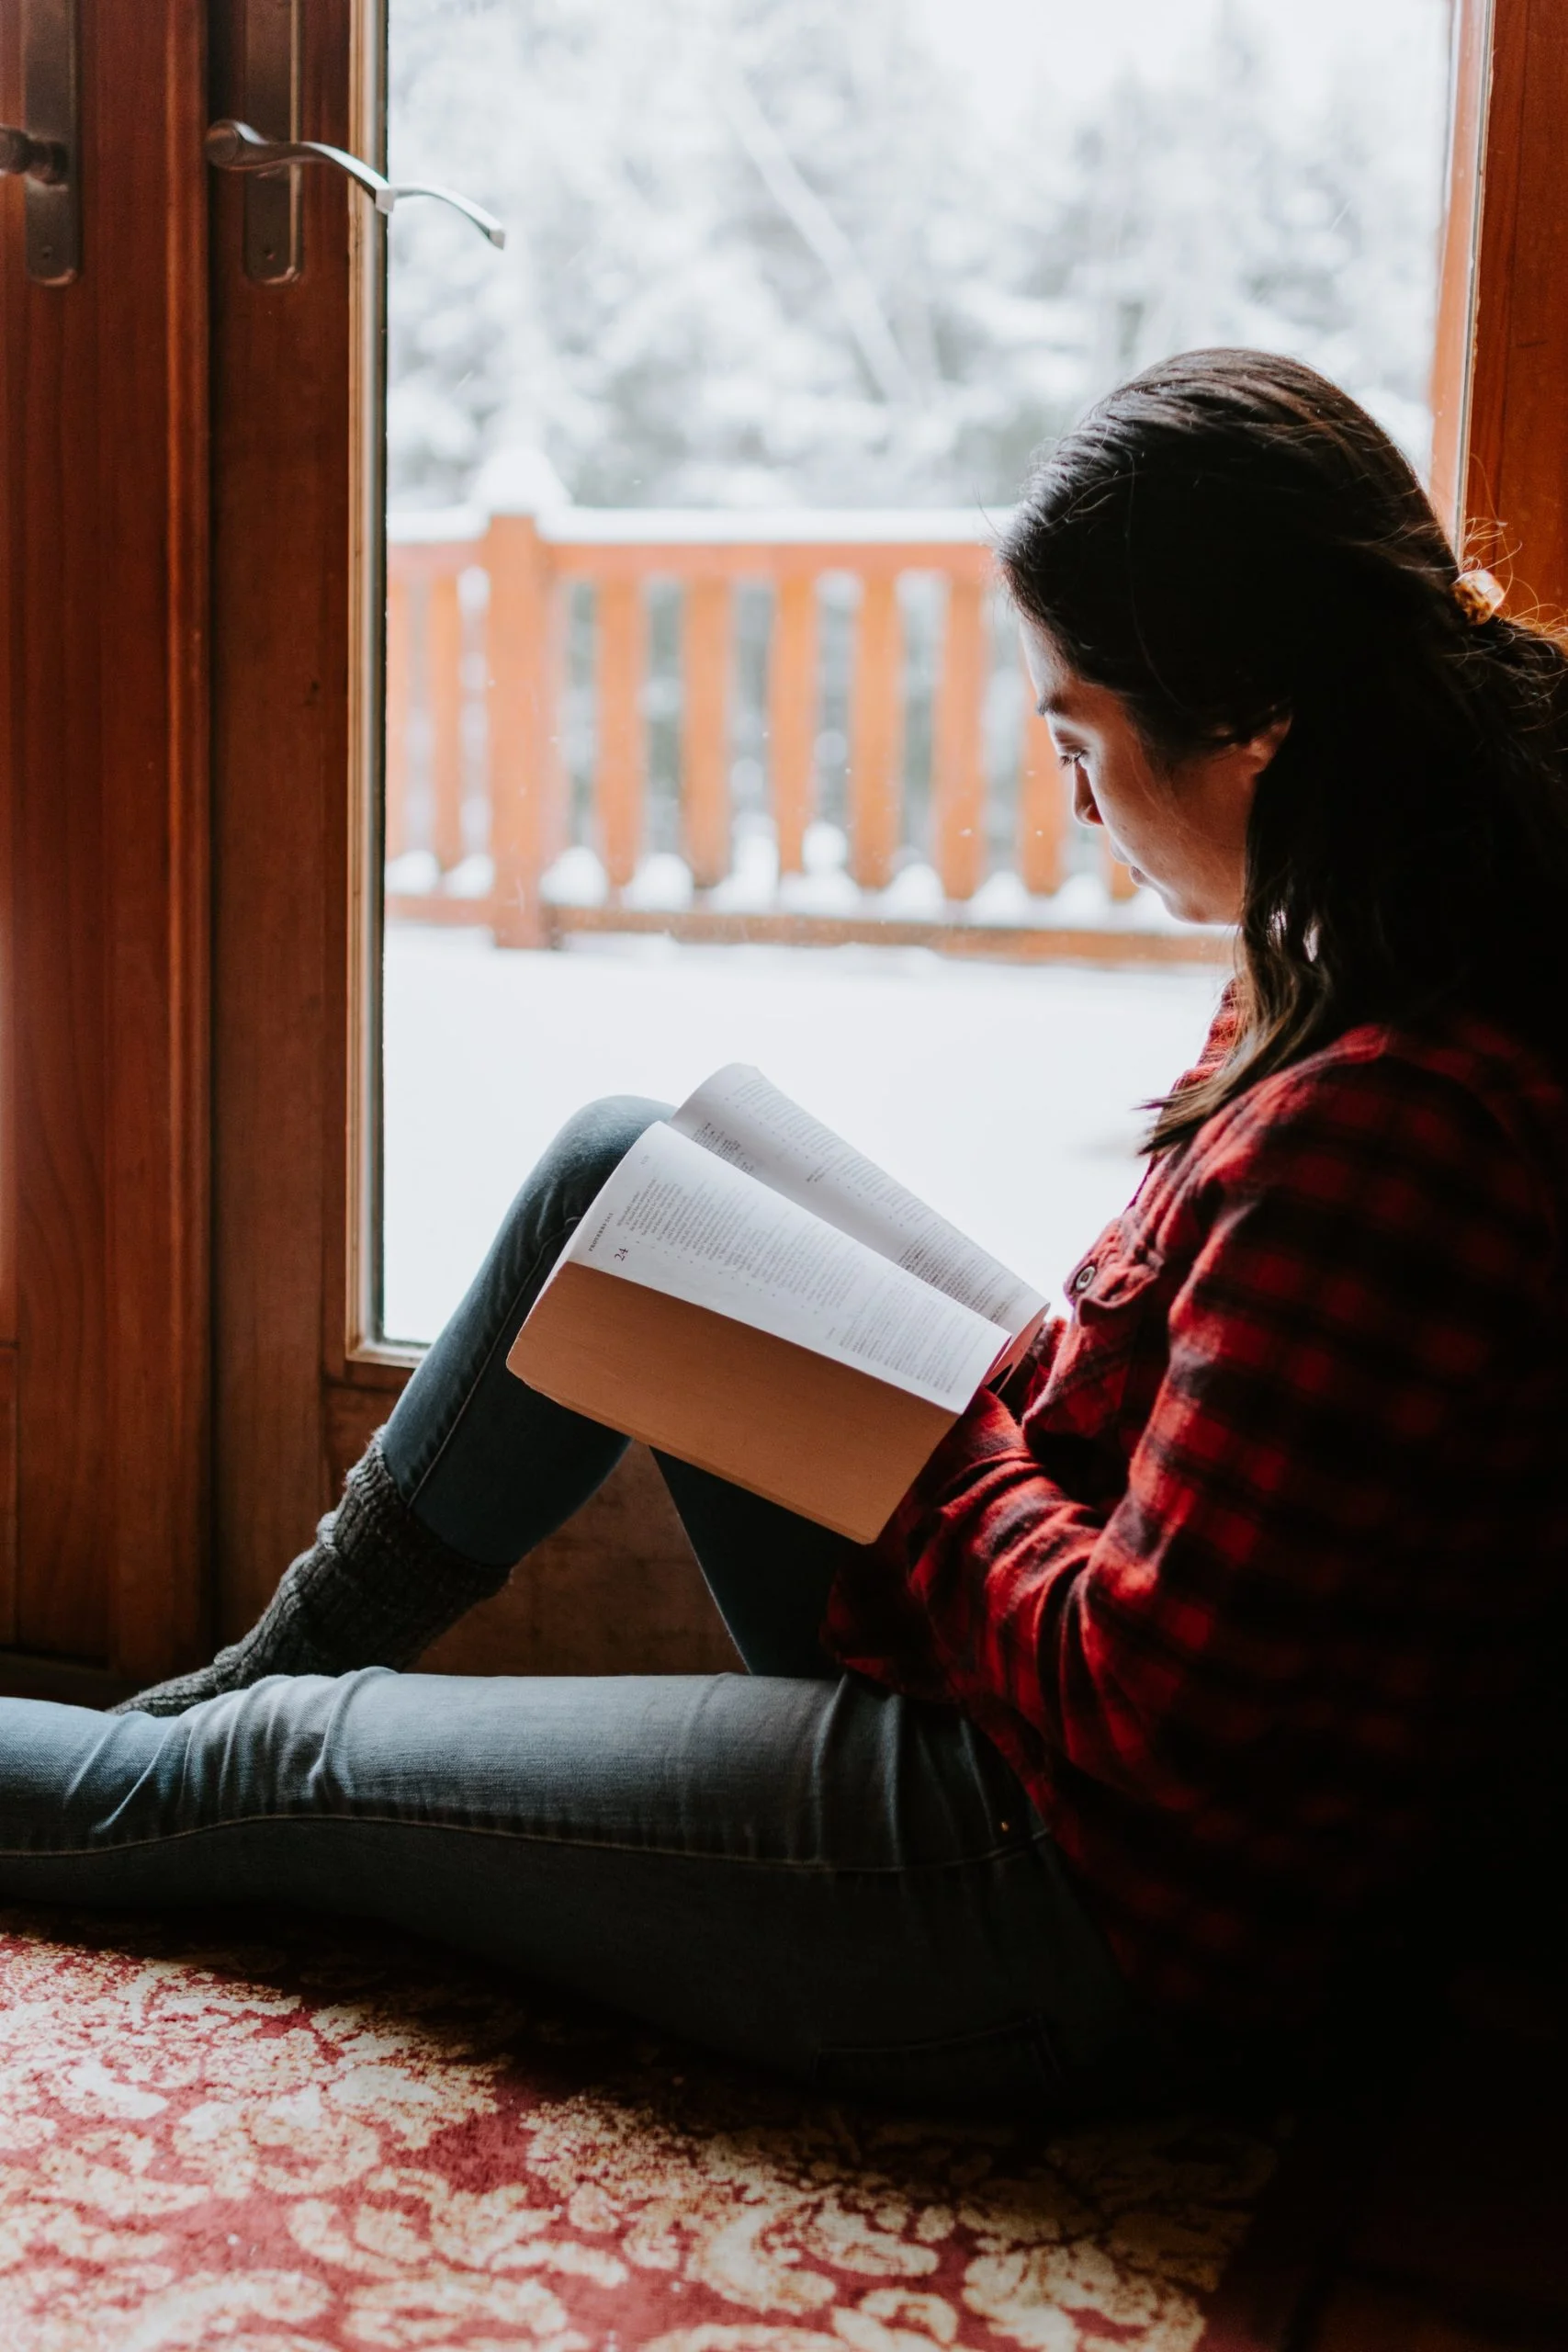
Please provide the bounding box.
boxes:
[384,504,1224,966]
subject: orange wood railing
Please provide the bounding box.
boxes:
[384,506,1221,965]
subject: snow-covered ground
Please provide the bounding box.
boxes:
[382,926,1225,1343]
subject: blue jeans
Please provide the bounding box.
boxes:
[0,1100,1177,2116]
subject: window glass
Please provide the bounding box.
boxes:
[380,0,1450,1343]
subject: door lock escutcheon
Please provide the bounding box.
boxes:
[0,0,80,286]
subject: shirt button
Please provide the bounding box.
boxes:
[1071,1262,1097,1295]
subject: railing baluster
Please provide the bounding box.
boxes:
[383,505,1208,960]
[596,577,645,891]
[486,513,557,948]
[849,572,903,890]
[933,571,987,902]
[682,578,732,889]
[428,569,466,875]
[768,573,817,875]
[384,567,412,864]
[1019,702,1066,898]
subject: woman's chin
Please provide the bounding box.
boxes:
[1118,859,1233,927]
[1149,878,1223,927]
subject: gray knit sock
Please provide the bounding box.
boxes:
[112,1437,512,1716]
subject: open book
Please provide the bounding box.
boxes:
[506,1066,1048,1543]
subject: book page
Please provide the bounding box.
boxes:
[550,1121,1009,1413]
[671,1063,1046,1336]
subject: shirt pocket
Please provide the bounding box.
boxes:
[1037,1226,1169,1433]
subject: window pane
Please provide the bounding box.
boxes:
[380,0,1450,1344]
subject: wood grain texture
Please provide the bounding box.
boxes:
[209,0,354,1640]
[849,574,903,890]
[103,0,212,1679]
[767,574,818,875]
[1442,0,1568,613]
[0,0,210,1673]
[595,577,645,890]
[0,1346,17,1647]
[1428,0,1492,538]
[384,572,412,861]
[549,540,992,585]
[486,514,558,948]
[681,578,733,888]
[2,5,106,1659]
[427,570,465,872]
[932,575,987,902]
[0,38,13,1369]
[543,904,1229,964]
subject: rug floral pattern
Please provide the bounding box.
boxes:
[0,1911,1280,2351]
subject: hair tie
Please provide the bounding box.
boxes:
[1452,566,1506,625]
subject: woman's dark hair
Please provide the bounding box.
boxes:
[998,349,1568,1152]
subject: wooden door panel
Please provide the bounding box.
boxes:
[1432,0,1568,614]
[0,0,209,1687]
[209,0,357,1634]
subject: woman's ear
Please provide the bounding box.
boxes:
[1242,712,1292,780]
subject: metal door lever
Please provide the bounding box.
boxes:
[0,125,67,184]
[205,119,505,249]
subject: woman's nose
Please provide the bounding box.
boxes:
[1073,772,1101,827]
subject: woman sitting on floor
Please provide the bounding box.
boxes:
[2,349,1563,2118]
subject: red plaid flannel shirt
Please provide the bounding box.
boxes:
[826,1000,1568,2030]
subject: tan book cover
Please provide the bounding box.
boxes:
[507,1066,1047,1545]
[510,1264,957,1542]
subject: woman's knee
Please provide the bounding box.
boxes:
[534,1094,671,1222]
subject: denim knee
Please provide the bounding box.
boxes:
[530,1095,671,1230]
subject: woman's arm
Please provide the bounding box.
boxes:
[838,1051,1554,1815]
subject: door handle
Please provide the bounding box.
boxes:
[0,0,79,285]
[205,119,506,254]
[0,126,67,184]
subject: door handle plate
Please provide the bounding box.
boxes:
[243,0,301,285]
[25,0,78,284]
[0,0,80,285]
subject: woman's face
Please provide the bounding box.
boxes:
[1021,622,1287,927]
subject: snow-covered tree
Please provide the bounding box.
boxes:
[386,0,1448,510]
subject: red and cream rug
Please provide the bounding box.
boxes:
[0,1909,1288,2351]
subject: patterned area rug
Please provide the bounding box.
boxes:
[0,1909,1288,2351]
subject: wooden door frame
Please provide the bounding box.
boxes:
[205,0,713,1665]
[2,0,1564,1690]
[0,0,209,1698]
[206,0,393,1645]
[1431,0,1568,615]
